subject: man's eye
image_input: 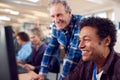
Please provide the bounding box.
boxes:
[51,15,54,18]
[84,39,90,42]
[57,14,62,17]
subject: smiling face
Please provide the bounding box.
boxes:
[79,26,108,62]
[30,35,40,46]
[50,3,71,30]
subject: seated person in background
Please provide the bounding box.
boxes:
[12,29,20,54]
[16,32,32,64]
[23,28,47,74]
[65,17,120,80]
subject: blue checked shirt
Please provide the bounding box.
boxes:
[40,15,82,80]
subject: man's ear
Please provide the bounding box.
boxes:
[69,11,71,14]
[104,36,111,46]
[68,10,72,16]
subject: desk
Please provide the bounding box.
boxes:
[19,71,37,80]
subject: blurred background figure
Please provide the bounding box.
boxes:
[23,28,47,73]
[12,28,20,54]
[16,32,32,64]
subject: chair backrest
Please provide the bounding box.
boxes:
[49,57,60,80]
[49,57,60,74]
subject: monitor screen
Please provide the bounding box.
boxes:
[0,26,18,80]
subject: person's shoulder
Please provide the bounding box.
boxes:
[41,43,47,48]
[114,51,120,60]
[113,52,120,72]
[25,41,32,47]
[72,14,82,19]
[72,14,82,17]
[116,54,120,62]
[21,42,32,51]
[114,58,120,74]
[72,14,83,24]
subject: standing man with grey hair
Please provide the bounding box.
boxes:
[31,0,82,80]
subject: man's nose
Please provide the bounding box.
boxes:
[79,41,85,49]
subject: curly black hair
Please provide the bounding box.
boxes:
[79,17,117,50]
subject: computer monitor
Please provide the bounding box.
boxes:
[0,26,18,80]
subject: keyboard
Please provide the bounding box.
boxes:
[17,65,28,74]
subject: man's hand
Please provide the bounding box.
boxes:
[30,73,45,80]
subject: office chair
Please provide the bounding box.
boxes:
[49,57,60,80]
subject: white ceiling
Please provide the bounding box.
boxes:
[0,0,119,27]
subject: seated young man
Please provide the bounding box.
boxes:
[65,17,120,80]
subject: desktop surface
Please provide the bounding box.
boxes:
[18,71,37,80]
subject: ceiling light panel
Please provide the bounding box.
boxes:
[4,9,20,15]
[27,0,39,3]
[0,15,11,21]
